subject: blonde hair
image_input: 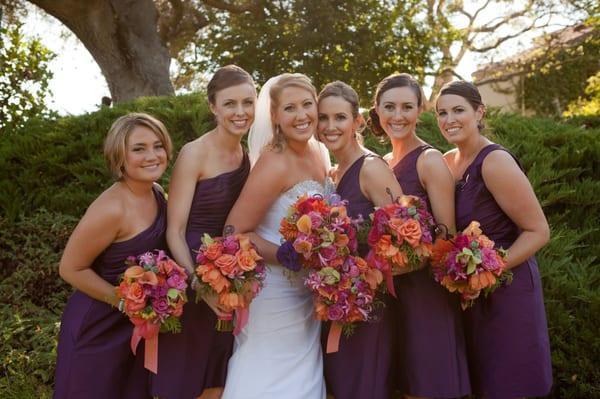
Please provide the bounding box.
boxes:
[269,73,317,151]
[103,112,173,180]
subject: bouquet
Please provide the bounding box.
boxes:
[279,194,385,353]
[305,255,383,353]
[195,233,266,333]
[278,193,358,271]
[366,195,437,296]
[116,250,188,373]
[431,221,512,309]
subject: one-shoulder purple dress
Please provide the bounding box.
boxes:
[322,154,397,399]
[151,152,250,399]
[392,145,471,398]
[54,186,167,399]
[456,144,552,399]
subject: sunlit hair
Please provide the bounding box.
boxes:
[436,80,486,131]
[367,73,424,139]
[207,64,255,105]
[104,112,173,180]
[318,80,365,141]
[269,73,317,150]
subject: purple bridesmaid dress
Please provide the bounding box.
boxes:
[392,144,471,398]
[455,144,552,399]
[322,154,397,399]
[54,186,167,399]
[151,152,250,399]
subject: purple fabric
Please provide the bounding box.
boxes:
[456,143,552,399]
[322,154,398,399]
[151,152,250,399]
[54,187,167,399]
[392,144,471,397]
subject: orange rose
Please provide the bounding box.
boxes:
[477,235,495,249]
[364,268,383,290]
[334,233,349,247]
[125,299,146,313]
[125,282,146,304]
[215,254,239,276]
[469,270,496,291]
[237,249,257,272]
[172,300,184,317]
[201,268,231,293]
[391,251,408,269]
[205,243,224,261]
[296,214,313,234]
[330,206,347,219]
[354,256,368,272]
[397,219,422,248]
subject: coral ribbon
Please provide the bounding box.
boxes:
[234,308,249,336]
[130,320,160,374]
[384,268,396,298]
[326,322,342,354]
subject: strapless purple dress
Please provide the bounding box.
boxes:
[151,152,250,399]
[54,186,167,399]
[322,154,397,399]
[456,144,552,399]
[392,144,471,398]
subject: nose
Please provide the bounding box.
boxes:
[235,103,245,115]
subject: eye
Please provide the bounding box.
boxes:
[403,104,413,110]
[133,147,144,152]
[318,114,327,122]
[303,100,314,108]
[454,107,465,113]
[244,100,254,106]
[154,143,164,149]
[384,104,394,111]
[335,114,347,121]
[437,111,447,117]
[284,105,294,112]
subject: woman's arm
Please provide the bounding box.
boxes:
[482,150,550,269]
[419,149,456,234]
[225,151,288,265]
[166,144,203,276]
[360,156,404,207]
[59,197,123,306]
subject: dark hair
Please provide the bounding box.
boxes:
[317,81,365,141]
[367,73,423,137]
[436,80,486,130]
[206,65,255,105]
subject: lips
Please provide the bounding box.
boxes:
[231,119,248,128]
[294,122,310,130]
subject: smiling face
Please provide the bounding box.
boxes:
[123,125,168,182]
[317,95,360,153]
[272,86,317,144]
[436,94,484,144]
[375,86,421,141]
[209,82,256,137]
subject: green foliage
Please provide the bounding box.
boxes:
[0,94,598,397]
[520,25,600,116]
[0,22,55,134]
[177,0,433,100]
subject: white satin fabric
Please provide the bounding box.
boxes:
[222,180,327,399]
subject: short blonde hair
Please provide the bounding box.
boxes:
[103,113,173,180]
[269,73,317,151]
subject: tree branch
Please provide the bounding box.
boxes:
[201,0,261,14]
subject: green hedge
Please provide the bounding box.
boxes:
[0,94,598,397]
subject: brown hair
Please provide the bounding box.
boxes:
[269,73,317,150]
[367,73,423,138]
[104,113,173,180]
[207,65,255,105]
[436,80,486,130]
[318,80,365,140]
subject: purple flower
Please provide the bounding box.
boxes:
[167,273,187,290]
[152,297,170,316]
[223,236,240,255]
[305,271,324,290]
[276,241,302,272]
[327,304,344,321]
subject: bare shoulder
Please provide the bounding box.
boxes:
[250,149,289,181]
[382,152,393,164]
[442,147,458,162]
[362,155,392,178]
[80,186,125,231]
[172,139,207,176]
[482,148,522,176]
[419,147,447,170]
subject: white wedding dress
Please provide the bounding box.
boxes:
[222,180,328,399]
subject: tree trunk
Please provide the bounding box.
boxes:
[29,0,174,103]
[428,66,455,107]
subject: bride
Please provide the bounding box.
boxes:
[221,74,330,399]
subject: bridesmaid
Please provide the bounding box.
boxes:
[436,80,552,399]
[54,113,173,399]
[316,81,403,399]
[152,65,254,399]
[368,73,470,399]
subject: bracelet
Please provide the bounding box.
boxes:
[117,298,126,313]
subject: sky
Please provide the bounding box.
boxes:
[20,3,577,116]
